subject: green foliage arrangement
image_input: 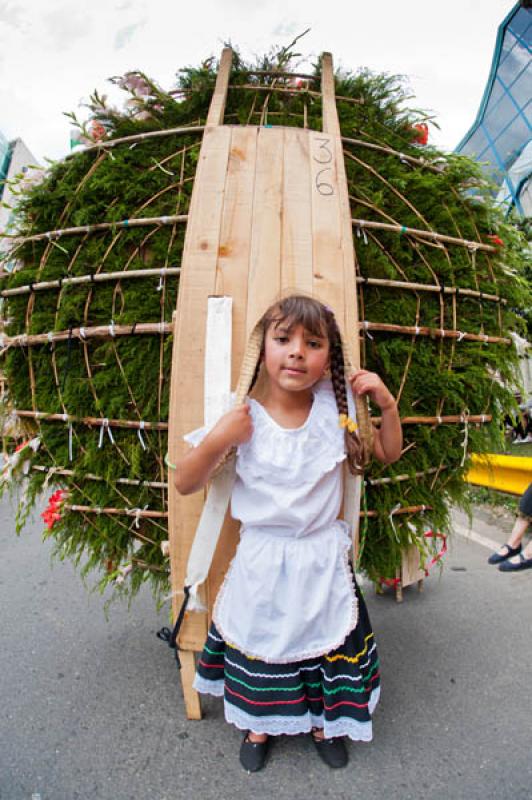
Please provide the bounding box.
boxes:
[1,43,529,600]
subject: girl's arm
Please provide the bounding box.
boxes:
[175,404,253,495]
[348,370,402,464]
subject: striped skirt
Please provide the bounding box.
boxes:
[193,582,380,740]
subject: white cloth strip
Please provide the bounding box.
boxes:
[137,420,147,450]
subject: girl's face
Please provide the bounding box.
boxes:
[263,320,330,394]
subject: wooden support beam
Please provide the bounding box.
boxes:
[206,48,233,127]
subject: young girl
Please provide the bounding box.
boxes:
[175,295,402,772]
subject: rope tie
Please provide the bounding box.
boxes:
[137,420,147,450]
[79,327,87,339]
[414,326,420,336]
[362,321,374,340]
[457,331,466,342]
[437,416,443,425]
[98,418,115,448]
[480,415,487,424]
[108,320,116,338]
[47,331,54,346]
[42,465,59,491]
[481,334,489,344]
[356,225,368,245]
[440,329,445,339]
[389,502,402,543]
[460,409,470,467]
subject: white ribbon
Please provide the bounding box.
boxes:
[389,502,402,543]
[98,419,115,448]
[356,225,368,245]
[460,410,470,467]
[137,421,147,450]
[362,321,374,340]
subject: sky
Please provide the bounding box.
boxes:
[0,0,518,164]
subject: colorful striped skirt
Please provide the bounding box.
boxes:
[193,582,380,740]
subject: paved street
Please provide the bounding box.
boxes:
[1,493,531,800]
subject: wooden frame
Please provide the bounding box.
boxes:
[167,48,366,719]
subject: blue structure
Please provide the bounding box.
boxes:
[0,130,13,188]
[456,2,531,216]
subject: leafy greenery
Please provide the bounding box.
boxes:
[1,44,529,599]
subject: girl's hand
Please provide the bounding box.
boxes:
[209,403,254,449]
[348,370,396,412]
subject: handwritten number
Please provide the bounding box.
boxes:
[314,137,333,165]
[315,168,334,196]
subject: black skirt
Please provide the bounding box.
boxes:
[193,582,380,740]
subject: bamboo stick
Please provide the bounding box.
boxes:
[0,267,181,295]
[13,409,168,430]
[366,467,443,486]
[65,503,168,519]
[356,275,506,304]
[1,269,504,307]
[372,414,491,425]
[7,215,188,245]
[243,69,319,80]
[65,126,205,158]
[352,218,496,252]
[342,136,443,172]
[225,84,364,104]
[1,321,172,348]
[359,320,510,345]
[31,464,167,488]
[360,504,431,518]
[169,84,364,104]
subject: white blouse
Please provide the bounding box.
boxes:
[186,379,358,663]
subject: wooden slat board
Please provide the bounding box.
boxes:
[168,49,364,720]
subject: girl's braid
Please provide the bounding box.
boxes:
[329,332,366,475]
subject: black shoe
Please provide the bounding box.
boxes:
[487,542,522,565]
[498,552,532,571]
[312,731,348,769]
[239,732,270,773]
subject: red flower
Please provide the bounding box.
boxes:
[412,123,429,145]
[487,235,504,247]
[15,440,30,453]
[41,490,68,530]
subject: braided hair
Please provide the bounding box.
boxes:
[252,294,368,475]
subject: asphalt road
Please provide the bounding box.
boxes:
[1,493,531,800]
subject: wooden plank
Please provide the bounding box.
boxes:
[214,126,257,386]
[281,128,313,295]
[180,651,202,720]
[167,124,232,655]
[401,544,425,588]
[208,126,258,610]
[309,129,343,320]
[206,48,233,127]
[246,127,284,335]
[320,52,364,550]
[321,53,341,141]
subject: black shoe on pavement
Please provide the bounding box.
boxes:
[487,542,522,565]
[311,731,348,768]
[239,732,270,773]
[498,552,532,571]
